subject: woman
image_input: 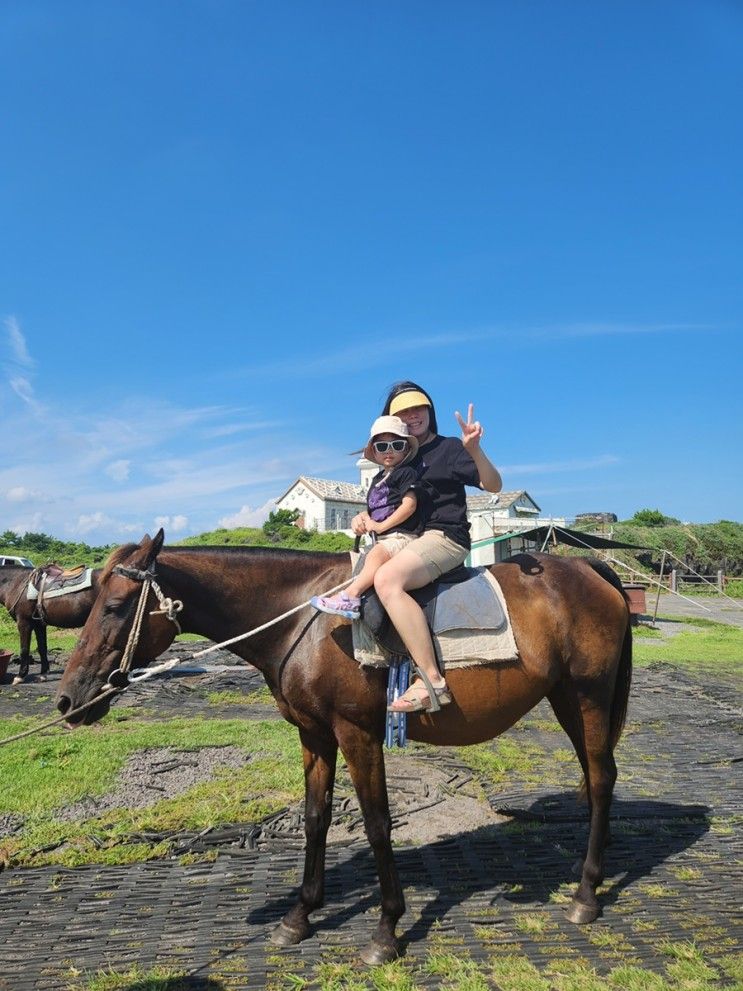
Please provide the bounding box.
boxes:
[351,381,502,713]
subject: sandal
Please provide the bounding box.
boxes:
[310,592,361,620]
[388,679,451,713]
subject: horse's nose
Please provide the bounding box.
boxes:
[57,694,72,716]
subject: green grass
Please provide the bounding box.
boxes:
[631,617,743,680]
[70,964,225,989]
[0,715,304,867]
[69,945,741,991]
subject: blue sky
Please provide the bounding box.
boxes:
[1,0,741,543]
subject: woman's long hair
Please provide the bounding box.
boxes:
[381,381,438,435]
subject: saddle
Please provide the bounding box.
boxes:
[359,565,507,658]
[27,565,94,608]
[40,562,86,581]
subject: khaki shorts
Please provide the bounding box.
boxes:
[405,529,469,581]
[376,531,418,558]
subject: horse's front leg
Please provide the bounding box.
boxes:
[13,617,33,684]
[341,726,404,965]
[34,620,49,678]
[271,731,338,946]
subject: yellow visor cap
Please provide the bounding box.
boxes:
[389,391,431,416]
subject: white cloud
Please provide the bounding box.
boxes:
[9,511,46,535]
[76,511,115,535]
[218,498,275,529]
[105,459,131,482]
[5,485,45,503]
[153,514,189,533]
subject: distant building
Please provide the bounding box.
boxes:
[274,468,369,533]
[575,512,617,525]
[466,491,566,566]
[275,460,565,565]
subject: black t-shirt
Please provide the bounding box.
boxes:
[411,435,481,549]
[366,464,422,534]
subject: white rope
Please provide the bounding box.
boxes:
[0,576,352,748]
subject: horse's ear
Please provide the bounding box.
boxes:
[147,528,165,564]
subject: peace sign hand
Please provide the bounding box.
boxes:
[455,403,484,452]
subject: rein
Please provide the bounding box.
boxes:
[0,567,352,748]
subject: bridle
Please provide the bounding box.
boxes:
[107,563,184,687]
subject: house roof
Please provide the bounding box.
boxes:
[466,490,541,513]
[276,475,367,506]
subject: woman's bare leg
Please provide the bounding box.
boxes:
[373,549,444,690]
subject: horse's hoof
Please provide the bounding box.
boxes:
[269,921,307,946]
[359,939,400,966]
[565,899,601,925]
[12,676,25,686]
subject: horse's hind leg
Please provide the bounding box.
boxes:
[564,699,617,924]
[271,731,338,946]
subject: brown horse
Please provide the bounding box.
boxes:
[57,531,631,963]
[0,567,101,683]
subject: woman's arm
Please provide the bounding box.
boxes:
[455,404,502,494]
[366,492,418,534]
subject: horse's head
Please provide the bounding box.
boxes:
[56,529,178,726]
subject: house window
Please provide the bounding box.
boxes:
[329,509,337,529]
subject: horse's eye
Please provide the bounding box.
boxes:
[105,599,129,616]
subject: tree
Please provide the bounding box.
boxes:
[262,508,301,539]
[630,509,678,527]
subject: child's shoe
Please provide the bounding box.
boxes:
[310,592,361,619]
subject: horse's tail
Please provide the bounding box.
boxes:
[585,558,633,751]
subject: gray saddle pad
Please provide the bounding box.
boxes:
[360,567,506,656]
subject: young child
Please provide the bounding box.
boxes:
[311,415,422,619]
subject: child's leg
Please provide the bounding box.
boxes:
[346,543,392,598]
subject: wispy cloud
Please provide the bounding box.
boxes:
[3,316,46,415]
[232,330,494,380]
[105,460,131,483]
[502,454,620,475]
[228,322,713,382]
[4,316,34,368]
[523,322,713,340]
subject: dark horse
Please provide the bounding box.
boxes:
[0,566,101,683]
[57,531,631,963]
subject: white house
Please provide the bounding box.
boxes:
[465,491,566,566]
[274,469,370,533]
[275,461,564,562]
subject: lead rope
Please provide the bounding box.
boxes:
[0,575,352,748]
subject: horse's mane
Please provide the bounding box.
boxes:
[164,544,348,563]
[99,542,347,581]
[100,543,141,582]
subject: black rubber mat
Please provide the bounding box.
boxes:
[1,661,741,989]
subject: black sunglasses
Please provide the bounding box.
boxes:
[373,439,408,454]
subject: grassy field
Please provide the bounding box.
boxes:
[632,615,743,681]
[66,940,743,991]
